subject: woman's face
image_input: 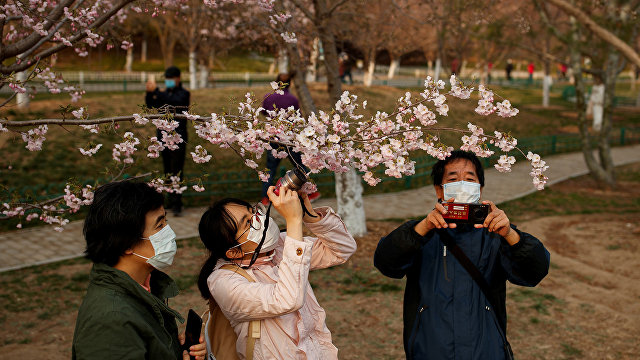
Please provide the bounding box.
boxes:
[226,203,260,257]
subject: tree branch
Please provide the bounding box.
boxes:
[542,0,640,67]
[2,0,135,74]
[326,0,349,16]
[2,0,75,59]
[533,0,570,45]
[289,0,315,20]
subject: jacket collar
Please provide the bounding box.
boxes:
[90,263,184,323]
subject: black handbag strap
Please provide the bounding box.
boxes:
[437,230,514,360]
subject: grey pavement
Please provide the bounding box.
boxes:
[1,144,639,273]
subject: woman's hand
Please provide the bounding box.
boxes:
[268,186,303,240]
[179,333,206,360]
[268,186,302,223]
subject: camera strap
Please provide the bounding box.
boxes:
[299,197,318,218]
[244,204,273,269]
[436,230,514,360]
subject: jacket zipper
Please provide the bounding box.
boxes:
[443,245,450,281]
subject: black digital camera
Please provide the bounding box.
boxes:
[442,203,490,224]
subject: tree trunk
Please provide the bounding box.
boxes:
[542,61,551,107]
[189,51,197,90]
[277,48,289,74]
[388,58,400,79]
[16,68,29,110]
[286,42,317,116]
[198,62,208,88]
[314,0,366,236]
[434,57,442,83]
[208,49,215,69]
[141,39,148,63]
[335,168,367,236]
[163,41,175,68]
[124,45,134,73]
[268,57,276,75]
[364,48,375,87]
[306,37,319,83]
[569,16,615,187]
[155,23,176,68]
[459,59,467,77]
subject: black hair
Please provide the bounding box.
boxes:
[197,198,252,299]
[83,181,164,266]
[165,65,181,78]
[431,150,485,187]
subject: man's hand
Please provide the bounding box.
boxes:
[145,79,157,92]
[475,200,520,245]
[414,198,457,236]
[178,333,207,360]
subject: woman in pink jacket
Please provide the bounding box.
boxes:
[197,186,357,360]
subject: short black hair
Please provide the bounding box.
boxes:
[165,65,181,78]
[83,181,164,266]
[431,150,485,187]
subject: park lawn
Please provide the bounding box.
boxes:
[0,162,639,359]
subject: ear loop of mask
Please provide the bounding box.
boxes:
[242,203,272,269]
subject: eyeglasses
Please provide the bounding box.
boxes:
[235,202,265,241]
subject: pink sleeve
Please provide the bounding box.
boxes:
[208,237,312,322]
[303,207,357,270]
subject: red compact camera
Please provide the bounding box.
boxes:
[442,203,490,224]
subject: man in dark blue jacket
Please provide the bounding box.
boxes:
[145,66,190,216]
[374,150,550,360]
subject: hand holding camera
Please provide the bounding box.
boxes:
[267,186,302,224]
[474,200,520,244]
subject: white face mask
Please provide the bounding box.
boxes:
[133,225,177,271]
[231,210,280,258]
[442,181,481,203]
[247,214,281,253]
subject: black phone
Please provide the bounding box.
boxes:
[183,309,203,359]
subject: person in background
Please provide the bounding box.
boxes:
[374,150,550,360]
[72,181,207,360]
[527,62,535,84]
[146,66,190,216]
[505,59,514,81]
[260,73,320,205]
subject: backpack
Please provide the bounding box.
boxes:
[205,264,261,360]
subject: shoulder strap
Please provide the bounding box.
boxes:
[436,230,514,360]
[219,264,261,360]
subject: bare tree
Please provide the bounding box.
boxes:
[535,0,640,187]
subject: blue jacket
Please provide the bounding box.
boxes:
[374,221,550,360]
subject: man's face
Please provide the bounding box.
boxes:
[435,159,482,201]
[129,206,167,262]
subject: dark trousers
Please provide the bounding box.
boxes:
[262,146,307,198]
[162,143,186,211]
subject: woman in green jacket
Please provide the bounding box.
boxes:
[72,182,206,360]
